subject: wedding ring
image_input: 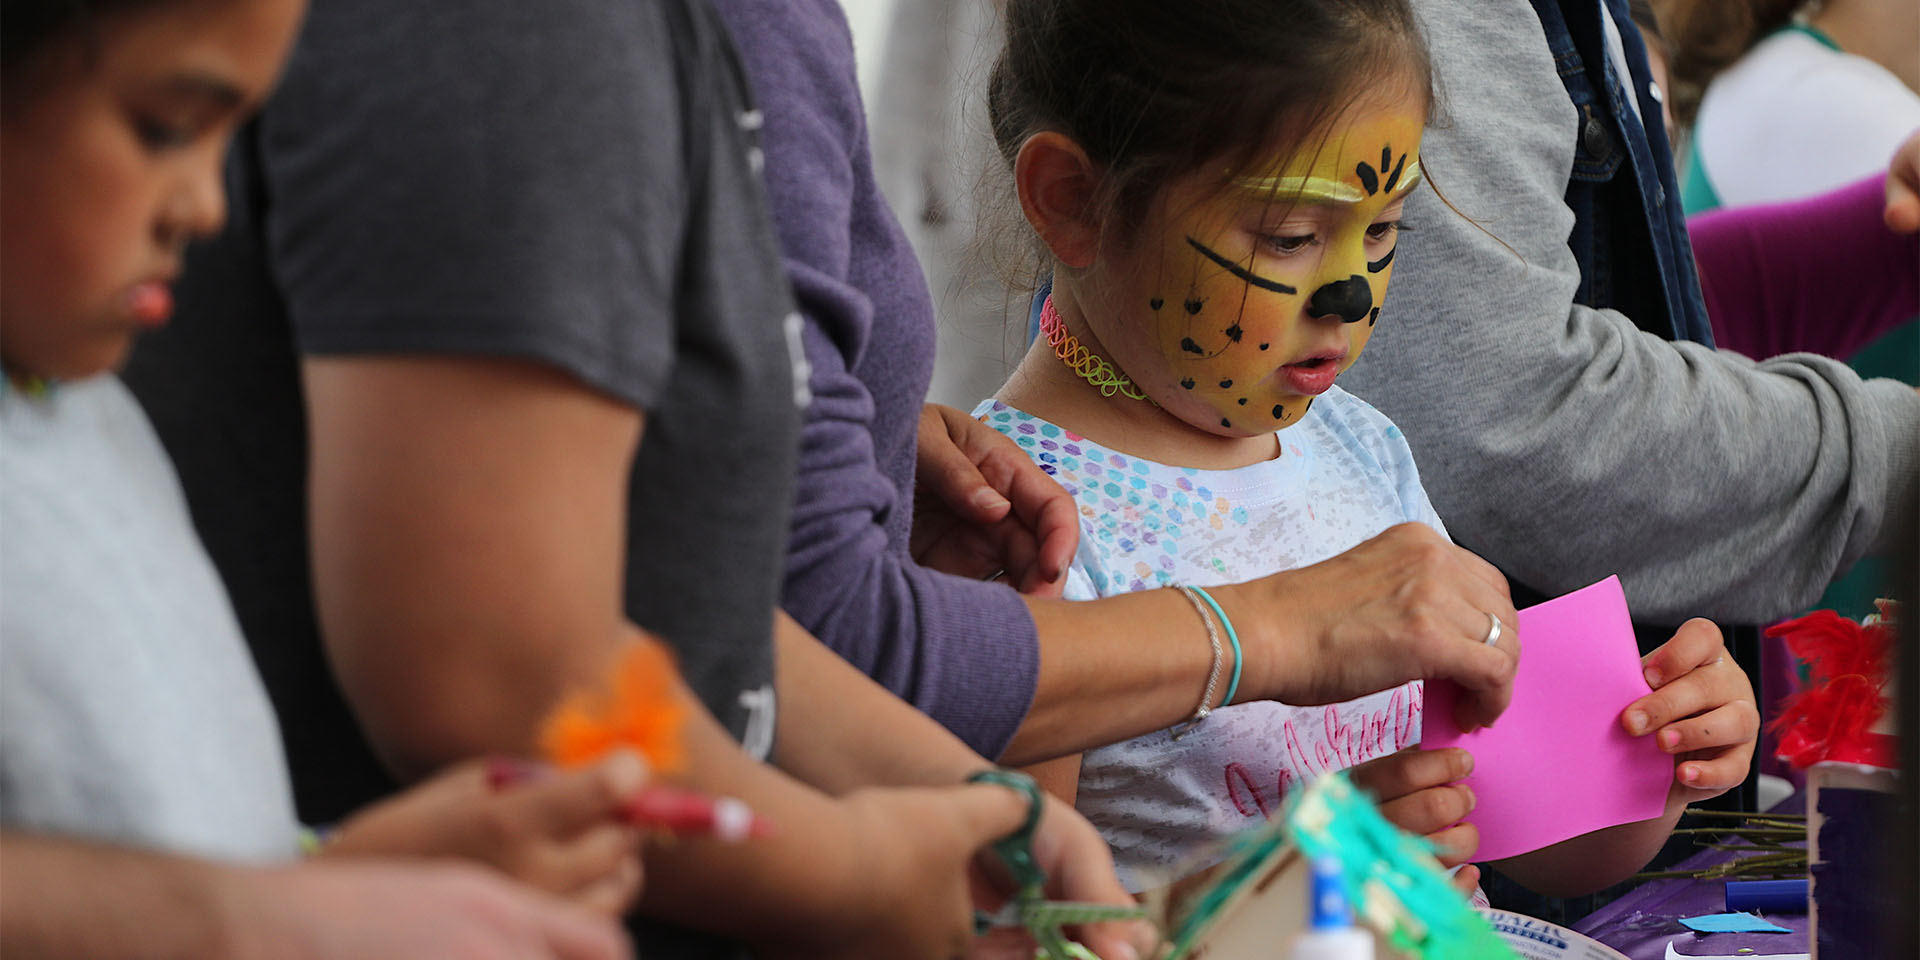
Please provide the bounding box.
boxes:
[1483,612,1503,646]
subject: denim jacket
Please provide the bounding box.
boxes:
[1530,0,1714,346]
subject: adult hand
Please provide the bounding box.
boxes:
[1241,523,1519,732]
[970,793,1155,960]
[1884,127,1920,233]
[221,859,632,960]
[912,403,1077,597]
[1348,748,1480,894]
[324,751,647,915]
[768,783,1031,960]
[1620,618,1759,805]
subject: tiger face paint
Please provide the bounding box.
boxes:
[1071,88,1424,436]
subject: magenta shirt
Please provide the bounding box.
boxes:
[1692,174,1918,361]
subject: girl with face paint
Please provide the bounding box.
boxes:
[979,0,1757,899]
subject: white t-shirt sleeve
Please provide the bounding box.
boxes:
[1696,31,1920,206]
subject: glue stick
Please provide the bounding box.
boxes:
[1290,856,1373,960]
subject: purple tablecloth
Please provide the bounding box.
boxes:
[1573,797,1808,960]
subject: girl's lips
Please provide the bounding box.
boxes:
[1281,351,1346,396]
[127,281,174,328]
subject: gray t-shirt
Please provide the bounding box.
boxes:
[124,0,797,900]
[1,377,300,862]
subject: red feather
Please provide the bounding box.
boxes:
[1765,607,1896,769]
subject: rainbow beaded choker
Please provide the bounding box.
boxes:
[1038,296,1154,404]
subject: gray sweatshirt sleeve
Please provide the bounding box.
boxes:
[1340,0,1920,625]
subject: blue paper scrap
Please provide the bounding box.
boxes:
[1678,912,1792,934]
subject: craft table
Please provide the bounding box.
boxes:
[1572,798,1808,960]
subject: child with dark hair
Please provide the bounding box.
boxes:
[1,3,642,956]
[979,0,1759,895]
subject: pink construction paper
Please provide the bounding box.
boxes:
[1422,576,1671,860]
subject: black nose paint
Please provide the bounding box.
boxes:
[1184,298,1204,315]
[1307,275,1373,324]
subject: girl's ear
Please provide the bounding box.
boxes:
[1014,131,1102,269]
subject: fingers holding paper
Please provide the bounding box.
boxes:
[1347,748,1479,870]
[1620,618,1759,801]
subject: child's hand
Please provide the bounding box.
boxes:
[1348,747,1481,894]
[1620,619,1759,804]
[323,750,648,915]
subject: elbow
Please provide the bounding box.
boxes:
[325,627,573,782]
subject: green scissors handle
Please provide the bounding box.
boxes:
[966,769,1152,960]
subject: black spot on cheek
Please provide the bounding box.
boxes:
[1180,377,1195,389]
[1224,323,1243,342]
[1220,418,1232,428]
[1218,379,1233,388]
[1259,343,1270,351]
[1184,298,1204,315]
[1180,338,1205,355]
[1368,307,1380,326]
[1272,404,1285,419]
[1150,297,1165,311]
[1237,397,1247,405]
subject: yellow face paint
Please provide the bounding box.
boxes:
[1072,90,1426,436]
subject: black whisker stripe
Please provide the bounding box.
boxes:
[1185,237,1297,294]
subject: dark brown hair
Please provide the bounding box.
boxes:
[2,0,177,100]
[1656,0,1809,128]
[986,0,1435,243]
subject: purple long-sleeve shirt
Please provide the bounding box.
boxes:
[1692,174,1919,361]
[712,0,1039,758]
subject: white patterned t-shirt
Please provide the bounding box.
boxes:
[975,386,1447,889]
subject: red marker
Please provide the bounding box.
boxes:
[622,786,774,843]
[485,758,772,843]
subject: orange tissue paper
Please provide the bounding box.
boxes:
[539,639,688,774]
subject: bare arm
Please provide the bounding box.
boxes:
[0,833,631,960]
[0,833,226,960]
[1005,524,1521,765]
[770,610,985,791]
[303,355,874,938]
[306,356,638,771]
